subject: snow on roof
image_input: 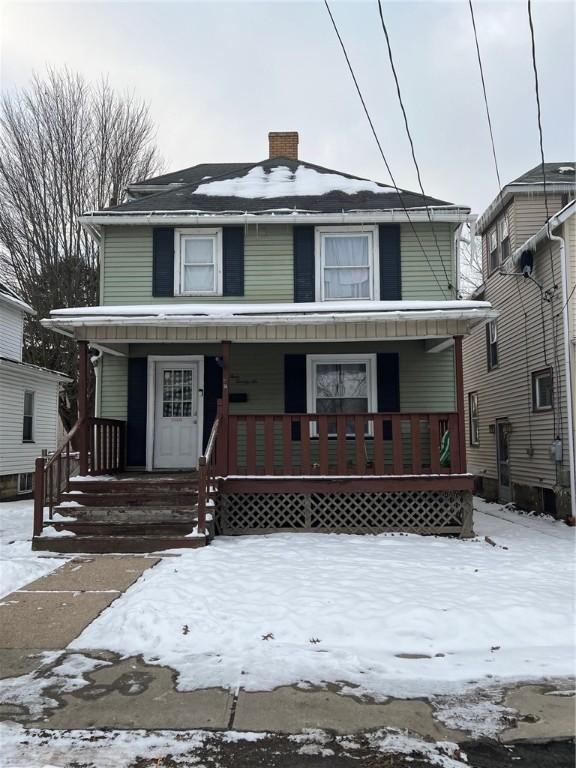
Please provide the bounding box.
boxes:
[195,165,394,199]
[0,281,35,315]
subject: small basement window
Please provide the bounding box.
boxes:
[468,392,480,446]
[18,472,34,493]
[22,391,34,442]
[532,368,553,411]
[175,228,222,296]
[316,227,377,300]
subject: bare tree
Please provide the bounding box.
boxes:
[458,224,483,297]
[0,69,162,430]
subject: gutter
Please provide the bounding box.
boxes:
[505,200,576,270]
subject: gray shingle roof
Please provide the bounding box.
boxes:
[129,162,258,188]
[108,157,457,215]
[509,162,576,186]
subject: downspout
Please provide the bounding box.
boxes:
[548,225,576,521]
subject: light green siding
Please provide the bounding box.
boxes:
[99,341,455,419]
[101,222,456,305]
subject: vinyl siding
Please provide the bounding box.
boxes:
[0,303,24,361]
[101,222,456,305]
[0,365,60,475]
[463,229,571,490]
[99,341,455,419]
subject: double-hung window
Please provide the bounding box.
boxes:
[307,354,376,436]
[499,216,510,262]
[316,227,377,300]
[468,392,480,446]
[486,320,498,370]
[532,368,553,411]
[175,228,222,295]
[22,391,34,442]
[488,229,498,273]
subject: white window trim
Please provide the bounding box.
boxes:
[306,353,377,437]
[469,391,480,447]
[174,228,223,296]
[314,225,379,301]
[23,390,35,443]
[533,369,553,411]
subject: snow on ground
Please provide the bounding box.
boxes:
[71,498,575,700]
[0,499,67,598]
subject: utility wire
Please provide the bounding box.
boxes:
[556,283,576,316]
[323,0,450,299]
[375,0,451,290]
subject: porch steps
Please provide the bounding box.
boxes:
[34,476,213,553]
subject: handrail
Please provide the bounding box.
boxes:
[197,412,221,535]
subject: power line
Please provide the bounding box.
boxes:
[323,0,450,300]
[375,0,451,290]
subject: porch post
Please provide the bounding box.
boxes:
[78,340,89,476]
[453,335,467,473]
[218,340,231,476]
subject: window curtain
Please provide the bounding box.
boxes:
[323,235,370,298]
[183,237,215,292]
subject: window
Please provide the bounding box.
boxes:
[532,368,553,411]
[489,229,498,272]
[316,227,377,300]
[307,354,376,435]
[22,391,34,442]
[175,228,222,295]
[499,216,510,262]
[468,392,480,446]
[18,472,33,493]
[486,320,498,370]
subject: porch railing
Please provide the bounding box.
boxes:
[197,405,221,534]
[33,416,126,537]
[224,412,462,477]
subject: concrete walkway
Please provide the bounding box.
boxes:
[0,555,574,748]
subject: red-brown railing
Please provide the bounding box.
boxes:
[33,417,126,537]
[197,407,221,534]
[225,412,461,477]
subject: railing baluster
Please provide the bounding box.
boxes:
[282,416,293,475]
[318,416,329,474]
[264,416,274,475]
[300,416,311,473]
[246,416,257,474]
[392,415,403,474]
[429,415,441,473]
[228,416,238,474]
[373,415,385,474]
[336,415,347,474]
[411,415,422,474]
[355,415,366,474]
[448,413,460,473]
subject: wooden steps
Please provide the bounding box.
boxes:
[33,475,212,553]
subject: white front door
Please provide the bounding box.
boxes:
[153,362,201,469]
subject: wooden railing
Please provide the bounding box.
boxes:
[225,412,462,477]
[33,416,126,537]
[197,407,221,534]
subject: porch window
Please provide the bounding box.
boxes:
[532,368,553,411]
[175,228,222,295]
[468,391,480,446]
[486,320,498,370]
[307,354,376,435]
[22,391,34,442]
[488,229,498,272]
[316,227,377,300]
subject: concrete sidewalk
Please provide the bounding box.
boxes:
[0,555,574,746]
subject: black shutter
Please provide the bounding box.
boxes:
[223,227,244,296]
[152,228,174,297]
[203,357,223,450]
[284,354,307,439]
[377,352,400,439]
[127,358,148,467]
[379,224,401,300]
[293,225,315,302]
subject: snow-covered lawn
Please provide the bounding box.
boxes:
[0,499,66,598]
[72,499,575,699]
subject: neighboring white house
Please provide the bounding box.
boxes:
[0,281,70,498]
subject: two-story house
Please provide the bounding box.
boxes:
[35,132,495,551]
[0,280,69,499]
[463,164,575,519]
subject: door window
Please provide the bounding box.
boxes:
[162,369,194,417]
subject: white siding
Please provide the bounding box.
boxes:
[0,303,24,361]
[0,364,60,475]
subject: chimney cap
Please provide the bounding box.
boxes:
[268,131,299,160]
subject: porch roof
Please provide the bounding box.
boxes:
[42,300,496,344]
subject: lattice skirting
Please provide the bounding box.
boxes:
[217,490,473,537]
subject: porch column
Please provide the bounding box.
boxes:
[217,340,231,476]
[78,340,89,476]
[453,335,467,473]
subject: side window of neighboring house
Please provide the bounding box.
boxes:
[468,392,480,446]
[486,320,498,370]
[174,228,223,296]
[488,229,498,273]
[307,354,376,435]
[532,368,553,411]
[499,216,510,263]
[22,391,34,442]
[316,227,378,301]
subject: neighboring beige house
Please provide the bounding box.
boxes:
[463,164,575,518]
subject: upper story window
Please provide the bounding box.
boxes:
[488,229,498,273]
[499,216,510,262]
[468,391,480,446]
[316,226,378,301]
[22,390,34,442]
[532,368,553,411]
[174,228,222,296]
[486,320,498,370]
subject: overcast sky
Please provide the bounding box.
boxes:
[1,0,574,213]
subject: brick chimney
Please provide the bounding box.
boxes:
[268,131,299,160]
